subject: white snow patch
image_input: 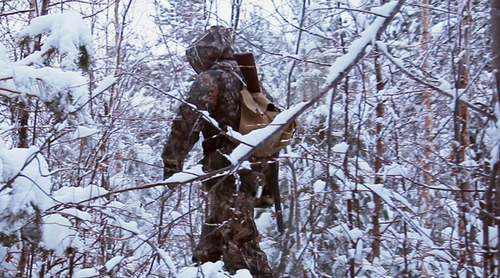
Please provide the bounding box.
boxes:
[72,126,100,139]
[19,11,93,71]
[332,142,349,153]
[92,75,117,97]
[74,268,99,278]
[348,228,363,241]
[255,212,274,232]
[105,256,123,271]
[133,144,154,162]
[0,147,53,233]
[42,214,82,255]
[59,208,92,221]
[53,185,108,203]
[158,249,178,275]
[115,217,140,235]
[382,163,408,177]
[164,164,205,183]
[178,261,252,278]
[427,249,453,262]
[313,180,326,192]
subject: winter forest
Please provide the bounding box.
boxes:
[2,0,500,277]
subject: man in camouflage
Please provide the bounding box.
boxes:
[162,26,274,278]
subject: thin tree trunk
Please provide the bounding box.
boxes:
[41,0,49,15]
[17,1,50,274]
[455,0,473,275]
[276,159,297,277]
[338,7,355,275]
[231,0,242,30]
[372,56,384,259]
[489,0,500,274]
[16,240,29,278]
[420,0,433,227]
[19,102,29,148]
[371,0,388,260]
[286,0,307,108]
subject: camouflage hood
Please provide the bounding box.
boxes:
[186,26,235,74]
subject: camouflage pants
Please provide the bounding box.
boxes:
[193,166,274,278]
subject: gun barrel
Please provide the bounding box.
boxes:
[234,53,260,93]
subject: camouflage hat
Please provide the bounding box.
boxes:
[186,26,235,74]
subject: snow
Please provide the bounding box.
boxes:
[72,126,100,139]
[438,78,453,95]
[18,11,93,71]
[489,226,500,248]
[332,142,349,153]
[92,75,117,97]
[133,144,154,161]
[348,228,364,241]
[492,144,500,166]
[363,183,413,211]
[42,214,82,255]
[115,217,140,235]
[59,208,92,221]
[158,249,178,275]
[164,164,205,183]
[74,268,99,278]
[0,0,484,277]
[200,109,221,129]
[105,201,125,211]
[460,159,478,167]
[308,3,328,10]
[178,261,253,278]
[326,1,399,84]
[427,249,454,262]
[53,184,109,203]
[313,180,326,192]
[105,256,124,271]
[382,163,408,177]
[0,12,93,125]
[0,147,53,233]
[255,211,274,231]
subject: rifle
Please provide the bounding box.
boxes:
[234,53,260,93]
[268,160,284,234]
[234,53,285,234]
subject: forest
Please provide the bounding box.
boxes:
[1,0,500,277]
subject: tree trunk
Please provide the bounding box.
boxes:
[231,0,242,30]
[420,0,433,227]
[371,0,388,261]
[286,0,307,108]
[19,102,29,148]
[488,0,500,275]
[455,0,473,275]
[372,47,384,260]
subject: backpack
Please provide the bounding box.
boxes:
[234,53,296,157]
[238,86,295,157]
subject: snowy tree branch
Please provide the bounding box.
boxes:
[376,41,497,122]
[227,0,406,166]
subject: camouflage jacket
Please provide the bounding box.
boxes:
[162,60,242,179]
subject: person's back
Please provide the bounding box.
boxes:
[162,26,274,278]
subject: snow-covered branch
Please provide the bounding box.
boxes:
[227,0,406,167]
[376,41,497,122]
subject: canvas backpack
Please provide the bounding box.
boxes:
[233,53,296,158]
[237,86,295,157]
